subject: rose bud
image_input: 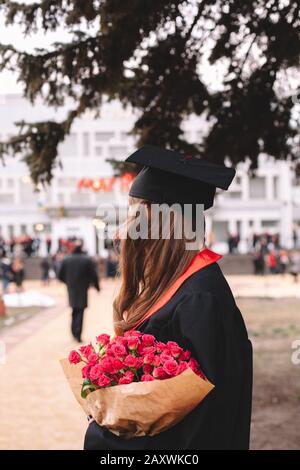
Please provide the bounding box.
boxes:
[68,350,82,364]
[96,334,110,347]
[79,343,94,358]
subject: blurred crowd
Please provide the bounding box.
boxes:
[0,234,52,258]
[0,235,119,295]
[251,232,300,280]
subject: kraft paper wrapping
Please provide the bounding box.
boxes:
[60,358,214,438]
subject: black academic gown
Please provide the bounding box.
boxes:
[84,262,252,450]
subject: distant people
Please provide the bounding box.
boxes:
[40,257,51,285]
[289,251,300,283]
[106,249,118,278]
[252,233,259,250]
[278,249,289,275]
[292,227,298,249]
[266,251,278,274]
[0,253,12,293]
[253,251,265,275]
[46,235,52,254]
[0,237,5,258]
[228,233,240,254]
[12,256,25,292]
[57,242,100,343]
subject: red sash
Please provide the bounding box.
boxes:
[131,248,222,331]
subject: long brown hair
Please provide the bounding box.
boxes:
[113,198,204,335]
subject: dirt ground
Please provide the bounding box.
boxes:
[0,278,299,449]
[237,297,300,450]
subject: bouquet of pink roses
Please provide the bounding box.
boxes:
[61,331,214,438]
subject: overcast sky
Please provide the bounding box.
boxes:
[0,15,71,93]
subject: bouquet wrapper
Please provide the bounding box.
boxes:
[60,358,214,438]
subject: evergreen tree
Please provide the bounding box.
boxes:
[0,0,299,184]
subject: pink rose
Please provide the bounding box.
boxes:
[141,334,155,347]
[152,366,168,379]
[81,365,92,379]
[162,358,179,376]
[112,357,124,371]
[98,374,111,387]
[96,334,110,346]
[89,364,103,381]
[124,330,142,338]
[124,354,140,369]
[156,342,167,352]
[141,374,155,382]
[127,336,140,350]
[114,336,127,346]
[68,350,82,364]
[142,346,157,355]
[118,370,134,384]
[87,352,99,365]
[188,358,200,374]
[152,355,161,367]
[180,350,191,361]
[167,341,183,358]
[159,351,173,363]
[110,343,127,357]
[176,361,188,375]
[137,343,146,355]
[99,357,114,374]
[143,353,155,365]
[79,343,94,358]
[143,364,153,374]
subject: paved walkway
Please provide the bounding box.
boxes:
[0,273,299,449]
[227,274,300,298]
[0,279,118,450]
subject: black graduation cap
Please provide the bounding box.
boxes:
[125,145,236,210]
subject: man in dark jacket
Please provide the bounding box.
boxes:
[58,242,100,342]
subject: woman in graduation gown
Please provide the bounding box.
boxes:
[84,145,252,450]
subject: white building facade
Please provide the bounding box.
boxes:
[0,94,299,255]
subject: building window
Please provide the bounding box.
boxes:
[274,176,280,199]
[95,132,114,142]
[108,146,128,158]
[57,177,77,188]
[6,178,14,188]
[249,177,266,199]
[226,191,242,199]
[71,192,90,204]
[95,146,103,156]
[212,221,229,242]
[0,193,14,203]
[8,225,14,237]
[57,193,65,203]
[58,133,78,157]
[83,132,90,156]
[261,220,278,229]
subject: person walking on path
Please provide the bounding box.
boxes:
[0,252,13,294]
[40,257,51,285]
[11,256,25,292]
[58,242,100,342]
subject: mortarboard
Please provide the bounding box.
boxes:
[125,145,236,210]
